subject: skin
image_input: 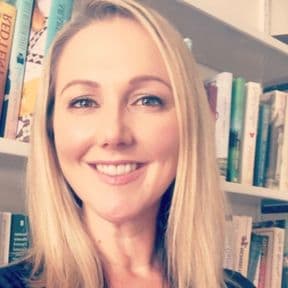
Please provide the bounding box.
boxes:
[53,17,179,287]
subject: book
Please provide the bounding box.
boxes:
[227,77,246,182]
[260,213,288,288]
[247,233,269,286]
[8,213,29,262]
[16,0,74,142]
[253,103,271,187]
[239,81,261,185]
[261,199,288,214]
[0,212,12,265]
[205,72,233,177]
[253,226,285,288]
[0,0,34,139]
[261,90,288,189]
[0,2,16,120]
[278,91,288,193]
[258,234,269,288]
[231,215,253,277]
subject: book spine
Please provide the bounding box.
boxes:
[227,77,246,182]
[45,0,74,52]
[247,233,266,284]
[262,90,287,189]
[239,81,261,185]
[258,235,269,288]
[0,2,16,119]
[2,0,34,139]
[232,215,252,277]
[278,91,288,192]
[0,212,12,265]
[253,227,285,288]
[16,0,74,143]
[8,214,29,263]
[253,103,271,186]
[213,72,233,177]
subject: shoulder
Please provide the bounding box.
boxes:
[224,269,255,288]
[0,261,31,288]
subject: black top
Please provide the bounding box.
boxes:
[0,262,255,288]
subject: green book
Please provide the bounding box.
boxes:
[8,214,29,263]
[227,77,246,182]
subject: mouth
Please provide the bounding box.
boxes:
[94,163,141,176]
[87,162,145,185]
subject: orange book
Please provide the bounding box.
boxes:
[0,2,16,118]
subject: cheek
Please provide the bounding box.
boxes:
[53,111,92,162]
[142,116,179,159]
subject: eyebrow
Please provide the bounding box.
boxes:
[58,75,172,96]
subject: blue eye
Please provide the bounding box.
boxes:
[135,95,163,106]
[69,97,98,108]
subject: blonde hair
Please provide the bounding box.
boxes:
[27,0,226,287]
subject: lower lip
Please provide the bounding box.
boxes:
[90,165,145,185]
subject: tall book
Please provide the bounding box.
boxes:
[253,103,271,187]
[239,81,261,185]
[0,2,16,119]
[278,91,288,192]
[227,77,246,182]
[247,233,269,287]
[253,226,285,288]
[261,90,287,189]
[231,215,253,277]
[0,0,34,139]
[205,72,233,177]
[8,213,29,262]
[16,0,74,142]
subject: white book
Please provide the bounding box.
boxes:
[253,227,285,288]
[239,82,261,185]
[261,90,287,189]
[232,215,253,277]
[206,72,233,176]
[278,91,288,192]
[0,212,12,265]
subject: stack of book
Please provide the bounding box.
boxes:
[224,213,286,288]
[205,72,288,191]
[0,0,74,143]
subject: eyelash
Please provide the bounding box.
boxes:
[68,95,164,109]
[134,95,164,107]
[69,96,98,109]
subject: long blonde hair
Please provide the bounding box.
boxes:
[27,0,226,287]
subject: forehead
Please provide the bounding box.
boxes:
[55,18,170,90]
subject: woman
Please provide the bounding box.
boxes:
[0,0,254,287]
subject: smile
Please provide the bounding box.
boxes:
[96,163,138,176]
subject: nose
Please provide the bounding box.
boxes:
[97,106,134,149]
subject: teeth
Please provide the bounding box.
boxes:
[96,164,137,176]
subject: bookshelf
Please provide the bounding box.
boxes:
[1,0,288,217]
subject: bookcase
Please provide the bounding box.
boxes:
[1,0,288,220]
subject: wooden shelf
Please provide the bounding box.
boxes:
[143,0,288,86]
[0,137,28,157]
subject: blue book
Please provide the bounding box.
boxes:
[253,103,271,186]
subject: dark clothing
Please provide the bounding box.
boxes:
[0,262,255,287]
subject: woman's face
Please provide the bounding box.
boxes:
[53,18,179,224]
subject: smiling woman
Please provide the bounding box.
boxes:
[0,1,254,288]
